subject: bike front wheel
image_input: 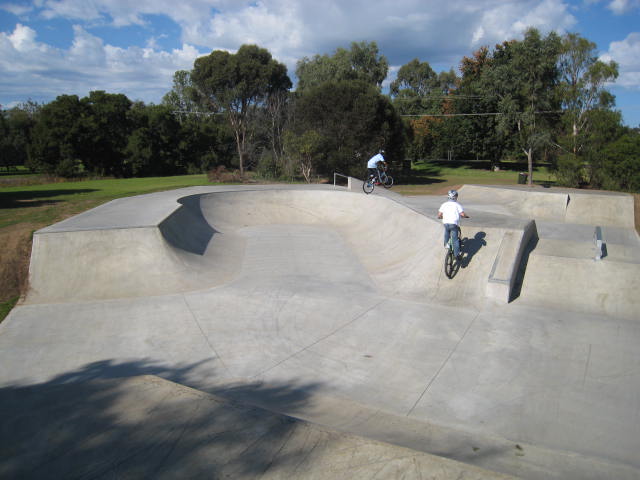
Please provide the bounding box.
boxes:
[443,248,460,279]
[363,180,374,194]
[383,175,394,188]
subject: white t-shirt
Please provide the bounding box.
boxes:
[439,200,464,225]
[367,153,384,168]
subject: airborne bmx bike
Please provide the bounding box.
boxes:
[444,227,464,279]
[363,164,393,194]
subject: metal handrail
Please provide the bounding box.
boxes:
[333,172,349,187]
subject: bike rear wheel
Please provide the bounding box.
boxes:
[363,180,374,194]
[383,175,393,188]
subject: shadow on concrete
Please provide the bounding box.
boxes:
[461,231,487,268]
[510,235,539,302]
[0,359,323,479]
[0,189,98,209]
[159,194,215,255]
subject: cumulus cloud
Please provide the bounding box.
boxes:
[1,0,638,108]
[0,22,201,103]
[601,33,640,89]
[606,0,640,14]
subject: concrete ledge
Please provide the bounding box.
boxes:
[487,220,538,303]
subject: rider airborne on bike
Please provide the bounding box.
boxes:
[438,190,469,259]
[366,150,386,185]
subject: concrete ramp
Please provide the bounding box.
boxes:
[26,188,510,308]
[518,249,640,319]
[460,185,635,228]
[0,375,513,479]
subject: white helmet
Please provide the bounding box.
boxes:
[447,189,458,200]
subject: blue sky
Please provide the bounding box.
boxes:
[1,0,639,126]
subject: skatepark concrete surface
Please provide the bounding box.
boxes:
[1,182,639,479]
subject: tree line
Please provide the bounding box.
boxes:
[1,28,639,192]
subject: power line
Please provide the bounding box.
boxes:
[401,110,562,117]
[172,110,223,116]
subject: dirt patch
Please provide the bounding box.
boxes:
[0,223,36,303]
[634,193,639,236]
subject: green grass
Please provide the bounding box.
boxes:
[393,160,556,195]
[0,174,211,229]
[0,297,19,322]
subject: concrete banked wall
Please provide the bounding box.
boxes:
[26,189,503,306]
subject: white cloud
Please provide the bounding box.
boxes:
[0,2,34,16]
[606,0,640,14]
[4,0,639,108]
[0,22,201,103]
[601,32,640,89]
[19,1,579,66]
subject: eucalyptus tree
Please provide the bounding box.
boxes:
[554,33,620,186]
[295,41,388,91]
[455,46,506,162]
[28,94,86,174]
[390,59,459,160]
[390,59,457,114]
[291,79,404,176]
[600,130,640,192]
[491,28,562,184]
[162,70,202,121]
[79,90,133,176]
[558,33,619,156]
[191,44,292,174]
[0,102,39,169]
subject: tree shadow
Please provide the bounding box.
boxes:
[0,359,325,479]
[0,189,98,209]
[461,231,487,268]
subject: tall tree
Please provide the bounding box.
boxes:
[456,47,506,162]
[28,94,86,174]
[162,70,203,121]
[78,90,132,176]
[291,79,404,176]
[390,59,439,115]
[295,41,388,91]
[0,102,39,170]
[191,44,292,174]
[558,33,619,156]
[492,29,562,185]
[124,103,183,177]
[390,59,459,161]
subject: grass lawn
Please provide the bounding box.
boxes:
[0,164,557,322]
[393,160,556,195]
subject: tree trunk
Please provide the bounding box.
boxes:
[527,148,533,186]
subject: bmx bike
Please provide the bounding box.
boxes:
[363,166,393,194]
[444,227,464,279]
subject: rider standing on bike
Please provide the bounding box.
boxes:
[367,150,385,184]
[438,190,469,259]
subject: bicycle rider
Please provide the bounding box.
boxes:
[437,189,469,259]
[366,150,386,185]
